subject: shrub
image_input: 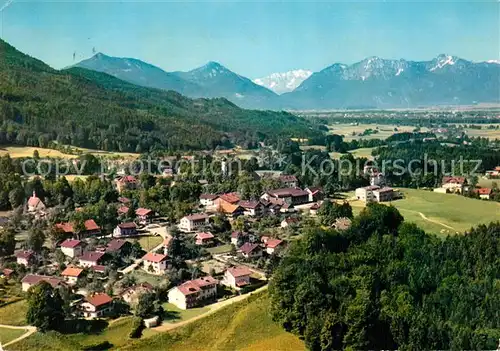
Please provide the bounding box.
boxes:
[129,317,144,339]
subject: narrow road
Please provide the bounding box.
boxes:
[417,211,455,230]
[152,285,268,332]
[0,324,37,348]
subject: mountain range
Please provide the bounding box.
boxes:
[0,39,320,153]
[74,53,500,110]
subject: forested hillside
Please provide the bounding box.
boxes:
[0,39,321,152]
[270,204,500,350]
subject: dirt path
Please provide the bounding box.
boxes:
[0,324,37,348]
[152,285,268,332]
[416,211,455,230]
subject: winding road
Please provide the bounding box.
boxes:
[0,324,37,348]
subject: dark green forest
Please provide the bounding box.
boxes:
[0,39,322,152]
[269,204,500,350]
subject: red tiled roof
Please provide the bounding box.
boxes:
[79,251,105,263]
[118,197,131,204]
[136,208,152,216]
[85,293,113,307]
[217,202,243,214]
[227,266,252,278]
[15,250,34,259]
[176,276,217,296]
[60,239,82,248]
[268,187,309,198]
[196,232,214,240]
[184,213,209,221]
[117,206,130,215]
[306,187,322,195]
[107,239,128,252]
[477,188,492,195]
[442,176,466,185]
[219,192,240,204]
[2,268,14,277]
[61,267,84,277]
[239,243,260,255]
[142,252,167,263]
[92,265,106,273]
[279,175,298,182]
[21,274,64,288]
[56,220,100,233]
[27,192,42,207]
[266,239,283,249]
[117,222,137,229]
[200,194,218,200]
[117,175,137,183]
[238,200,261,209]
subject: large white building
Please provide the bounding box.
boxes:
[355,185,394,203]
[179,213,210,232]
[168,276,218,310]
[142,252,168,275]
[222,266,252,289]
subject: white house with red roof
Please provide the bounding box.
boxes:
[136,208,154,225]
[78,251,105,268]
[179,213,210,232]
[239,242,262,259]
[238,200,264,217]
[60,239,84,258]
[195,232,215,246]
[222,266,252,289]
[261,187,310,206]
[81,293,114,318]
[15,250,35,266]
[476,187,493,200]
[167,276,218,309]
[199,194,219,207]
[115,175,138,193]
[142,252,168,274]
[27,191,46,217]
[265,238,284,255]
[21,274,65,292]
[61,266,84,285]
[113,222,138,237]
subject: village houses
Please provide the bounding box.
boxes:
[167,276,218,310]
[239,242,263,259]
[56,219,101,239]
[61,266,84,285]
[195,232,215,246]
[79,251,105,268]
[27,191,46,217]
[113,222,138,237]
[21,274,66,292]
[15,250,35,266]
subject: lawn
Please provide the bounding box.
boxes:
[0,147,75,159]
[123,291,305,351]
[127,235,163,251]
[129,270,168,287]
[0,300,28,326]
[346,188,500,236]
[327,123,427,141]
[0,327,27,344]
[14,316,139,350]
[162,303,210,323]
[329,147,377,160]
[205,244,233,255]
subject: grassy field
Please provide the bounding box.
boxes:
[327,123,428,141]
[329,147,377,160]
[13,316,152,350]
[123,292,304,351]
[477,178,499,188]
[0,327,27,344]
[13,292,303,351]
[205,244,234,255]
[0,146,139,160]
[129,270,168,287]
[346,188,500,236]
[0,300,28,326]
[128,235,164,251]
[162,303,210,323]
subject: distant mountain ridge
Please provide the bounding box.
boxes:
[74,53,500,110]
[75,56,278,109]
[253,69,313,94]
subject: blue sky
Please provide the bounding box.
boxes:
[0,0,498,78]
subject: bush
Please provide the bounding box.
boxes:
[82,341,113,350]
[129,317,144,339]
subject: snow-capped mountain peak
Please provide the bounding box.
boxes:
[253,69,313,94]
[430,54,458,71]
